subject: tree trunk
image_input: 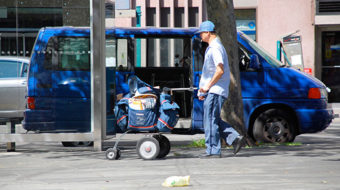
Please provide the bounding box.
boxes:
[205,0,253,145]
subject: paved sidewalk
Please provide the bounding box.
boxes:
[1,125,340,190]
[1,121,340,190]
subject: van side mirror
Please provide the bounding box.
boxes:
[249,54,262,70]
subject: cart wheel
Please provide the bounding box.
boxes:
[106,148,121,160]
[153,134,171,158]
[136,136,160,160]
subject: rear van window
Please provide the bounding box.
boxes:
[44,37,90,71]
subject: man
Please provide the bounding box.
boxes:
[197,21,244,158]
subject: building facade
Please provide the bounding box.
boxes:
[235,0,340,102]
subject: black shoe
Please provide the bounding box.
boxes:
[199,154,221,159]
[233,136,245,155]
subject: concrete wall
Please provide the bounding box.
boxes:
[257,0,315,73]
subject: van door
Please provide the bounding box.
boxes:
[191,39,267,131]
[238,44,266,98]
[49,36,91,132]
[191,38,207,131]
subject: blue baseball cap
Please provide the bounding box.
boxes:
[196,21,215,34]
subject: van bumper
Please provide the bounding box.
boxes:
[22,119,91,133]
[23,109,54,131]
[23,109,89,132]
[22,121,56,132]
[296,108,334,133]
[23,109,111,133]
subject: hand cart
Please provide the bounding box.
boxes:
[106,131,171,160]
[106,76,178,160]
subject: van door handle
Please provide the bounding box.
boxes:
[37,83,52,88]
[58,79,89,85]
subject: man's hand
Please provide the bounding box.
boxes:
[198,96,205,101]
[198,86,209,101]
[199,86,209,94]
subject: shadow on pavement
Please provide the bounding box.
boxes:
[1,125,340,161]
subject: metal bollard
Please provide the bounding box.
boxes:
[6,121,15,152]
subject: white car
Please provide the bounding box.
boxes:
[0,56,29,122]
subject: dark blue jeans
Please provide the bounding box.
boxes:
[203,93,240,155]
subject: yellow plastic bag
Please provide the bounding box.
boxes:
[162,175,190,187]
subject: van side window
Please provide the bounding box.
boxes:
[193,38,208,72]
[106,38,116,68]
[44,37,90,71]
[116,38,134,71]
[135,37,191,68]
[238,43,251,71]
[115,37,191,69]
[44,37,57,70]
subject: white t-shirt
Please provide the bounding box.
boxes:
[198,37,230,98]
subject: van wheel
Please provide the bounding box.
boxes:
[253,109,296,143]
[61,141,94,147]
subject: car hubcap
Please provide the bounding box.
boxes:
[264,116,290,142]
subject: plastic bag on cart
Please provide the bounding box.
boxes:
[127,93,159,131]
[157,93,180,132]
[128,75,160,96]
[115,75,180,132]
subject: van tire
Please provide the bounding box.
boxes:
[253,109,296,143]
[61,141,94,147]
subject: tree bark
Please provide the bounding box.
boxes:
[205,0,253,144]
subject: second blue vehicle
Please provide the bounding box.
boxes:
[23,27,334,143]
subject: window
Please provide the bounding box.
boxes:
[22,62,28,77]
[147,38,156,67]
[193,39,208,72]
[321,31,340,102]
[58,38,90,70]
[317,0,340,14]
[174,8,184,27]
[235,9,256,40]
[148,38,191,67]
[44,37,90,71]
[161,8,170,27]
[146,8,156,26]
[115,37,191,68]
[0,7,62,29]
[0,60,21,78]
[106,38,116,67]
[240,32,283,67]
[238,43,252,71]
[160,38,170,67]
[189,7,199,27]
[117,39,129,69]
[105,3,115,18]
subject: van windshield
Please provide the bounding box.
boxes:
[239,31,284,67]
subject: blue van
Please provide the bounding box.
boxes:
[23,27,334,143]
